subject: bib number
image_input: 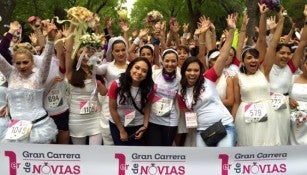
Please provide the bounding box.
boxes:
[185,112,197,128]
[124,109,136,127]
[151,96,173,117]
[46,89,63,108]
[79,101,98,114]
[5,120,32,140]
[244,103,268,123]
[270,93,287,110]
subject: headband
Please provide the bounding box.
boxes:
[106,36,128,61]
[206,50,220,67]
[162,48,178,59]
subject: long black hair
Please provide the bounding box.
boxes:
[180,57,205,109]
[70,47,87,88]
[117,57,154,110]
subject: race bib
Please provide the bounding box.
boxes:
[5,120,32,140]
[46,89,63,108]
[270,93,287,110]
[0,73,6,86]
[185,112,197,128]
[79,101,98,114]
[124,109,136,127]
[244,103,268,123]
[151,96,173,117]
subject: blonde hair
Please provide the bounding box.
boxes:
[13,42,34,61]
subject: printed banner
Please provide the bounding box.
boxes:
[0,143,307,175]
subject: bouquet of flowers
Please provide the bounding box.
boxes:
[259,0,280,11]
[291,110,307,127]
[117,8,128,21]
[80,33,105,48]
[66,6,99,28]
[146,10,163,26]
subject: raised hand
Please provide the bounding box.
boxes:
[258,3,270,14]
[29,33,38,45]
[42,20,58,40]
[138,28,149,38]
[119,21,129,33]
[183,23,189,33]
[267,16,277,30]
[226,13,237,30]
[197,15,211,34]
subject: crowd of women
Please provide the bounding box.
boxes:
[0,3,306,147]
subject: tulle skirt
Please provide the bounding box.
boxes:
[0,116,58,144]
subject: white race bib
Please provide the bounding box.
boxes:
[46,89,63,108]
[79,101,98,114]
[185,112,197,128]
[244,103,268,123]
[151,96,173,117]
[124,109,136,127]
[270,93,287,110]
[5,120,32,140]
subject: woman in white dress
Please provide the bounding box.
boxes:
[269,5,307,145]
[65,28,107,145]
[289,56,307,145]
[0,22,58,143]
[232,5,285,146]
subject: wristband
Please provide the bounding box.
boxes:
[305,21,307,25]
[133,37,140,45]
[153,39,160,45]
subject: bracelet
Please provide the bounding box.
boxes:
[153,39,160,45]
[133,37,140,45]
[305,21,307,25]
[199,41,206,45]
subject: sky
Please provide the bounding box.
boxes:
[122,0,136,17]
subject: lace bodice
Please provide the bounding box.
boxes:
[238,70,270,103]
[0,41,54,90]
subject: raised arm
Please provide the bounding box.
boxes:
[261,7,285,78]
[195,16,211,69]
[39,21,57,84]
[128,28,149,60]
[256,3,270,63]
[291,4,307,69]
[213,14,236,76]
[0,21,20,64]
[64,24,76,80]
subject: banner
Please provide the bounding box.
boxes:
[0,143,306,175]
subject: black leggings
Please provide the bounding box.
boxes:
[147,122,177,146]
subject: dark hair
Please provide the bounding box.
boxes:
[239,47,259,74]
[117,57,154,110]
[276,43,291,53]
[180,57,205,109]
[230,47,236,58]
[70,53,86,88]
[177,45,189,53]
[139,45,154,56]
[189,46,199,57]
[112,39,126,50]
